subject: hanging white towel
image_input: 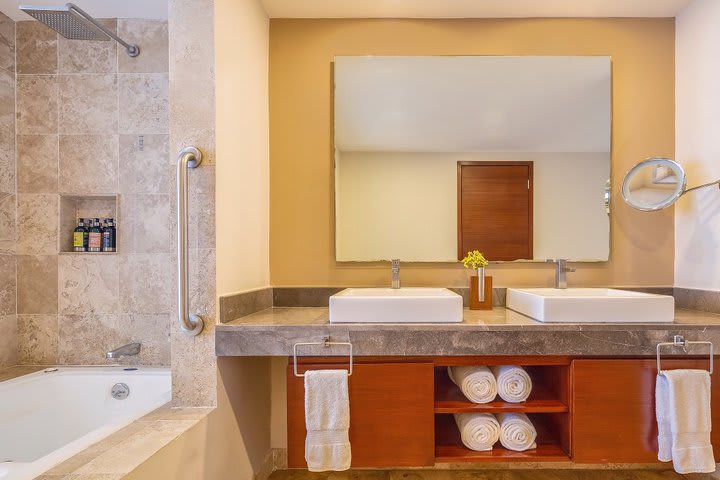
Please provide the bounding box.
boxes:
[491,365,532,403]
[656,369,715,474]
[448,366,497,404]
[497,412,537,452]
[454,413,501,451]
[304,370,351,472]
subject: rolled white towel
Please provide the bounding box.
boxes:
[448,366,497,404]
[497,412,537,452]
[454,413,500,451]
[491,365,532,403]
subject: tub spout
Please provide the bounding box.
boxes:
[106,342,141,359]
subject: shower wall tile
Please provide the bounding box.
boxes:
[16,74,59,134]
[17,135,59,193]
[16,193,59,255]
[0,195,15,254]
[120,194,174,254]
[0,67,15,194]
[58,255,119,315]
[0,12,14,73]
[119,253,175,314]
[118,20,169,74]
[190,248,216,321]
[58,19,117,74]
[0,314,18,368]
[59,135,119,194]
[16,193,58,255]
[58,314,118,365]
[16,21,57,75]
[0,254,16,316]
[119,74,169,134]
[170,0,216,407]
[58,74,118,134]
[119,134,171,194]
[117,314,171,366]
[17,255,58,314]
[188,164,215,249]
[17,314,58,365]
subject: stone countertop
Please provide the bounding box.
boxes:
[215,307,720,357]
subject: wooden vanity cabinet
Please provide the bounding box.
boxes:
[572,358,720,463]
[287,361,435,468]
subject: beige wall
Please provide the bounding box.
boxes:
[125,358,274,480]
[269,18,676,288]
[216,0,270,296]
[675,0,720,291]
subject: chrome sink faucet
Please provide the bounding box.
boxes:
[106,342,141,359]
[391,259,400,289]
[547,259,576,289]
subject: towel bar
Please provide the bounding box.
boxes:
[657,335,713,374]
[293,337,353,377]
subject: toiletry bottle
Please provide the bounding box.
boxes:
[82,219,89,250]
[88,218,102,252]
[102,218,116,252]
[110,218,116,251]
[73,218,87,252]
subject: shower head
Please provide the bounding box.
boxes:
[19,3,140,56]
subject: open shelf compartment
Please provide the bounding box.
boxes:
[435,413,570,463]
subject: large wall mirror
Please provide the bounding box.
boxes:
[334,56,611,262]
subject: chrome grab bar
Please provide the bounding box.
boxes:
[177,146,204,336]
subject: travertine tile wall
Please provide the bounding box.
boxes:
[0,11,16,369]
[13,18,172,367]
[169,0,217,407]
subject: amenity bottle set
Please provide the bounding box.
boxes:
[73,218,116,252]
[448,365,537,452]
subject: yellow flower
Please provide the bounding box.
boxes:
[461,250,489,270]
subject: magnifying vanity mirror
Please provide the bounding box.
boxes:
[622,157,720,211]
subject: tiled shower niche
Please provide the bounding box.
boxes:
[59,195,118,254]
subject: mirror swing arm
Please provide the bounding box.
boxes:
[622,157,720,212]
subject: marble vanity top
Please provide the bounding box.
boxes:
[215,307,720,357]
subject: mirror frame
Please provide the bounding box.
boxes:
[621,158,687,212]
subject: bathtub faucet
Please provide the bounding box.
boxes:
[106,342,141,359]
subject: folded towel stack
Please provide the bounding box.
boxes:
[656,369,716,474]
[491,365,533,403]
[453,412,537,452]
[448,366,498,404]
[454,413,501,451]
[304,370,352,472]
[496,412,538,451]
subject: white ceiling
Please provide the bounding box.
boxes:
[334,56,611,153]
[261,0,692,19]
[0,0,167,21]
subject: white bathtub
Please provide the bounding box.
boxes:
[0,367,171,480]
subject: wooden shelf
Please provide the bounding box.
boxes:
[435,368,568,413]
[434,414,570,463]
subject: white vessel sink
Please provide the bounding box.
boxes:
[506,288,675,323]
[329,288,463,323]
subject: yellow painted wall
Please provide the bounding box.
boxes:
[269,18,676,288]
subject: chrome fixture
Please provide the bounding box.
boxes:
[177,146,204,336]
[657,335,713,374]
[111,383,130,400]
[622,157,720,212]
[547,259,575,289]
[19,3,140,57]
[293,337,353,378]
[391,259,400,289]
[106,342,141,359]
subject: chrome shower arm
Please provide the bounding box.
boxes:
[66,3,140,57]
